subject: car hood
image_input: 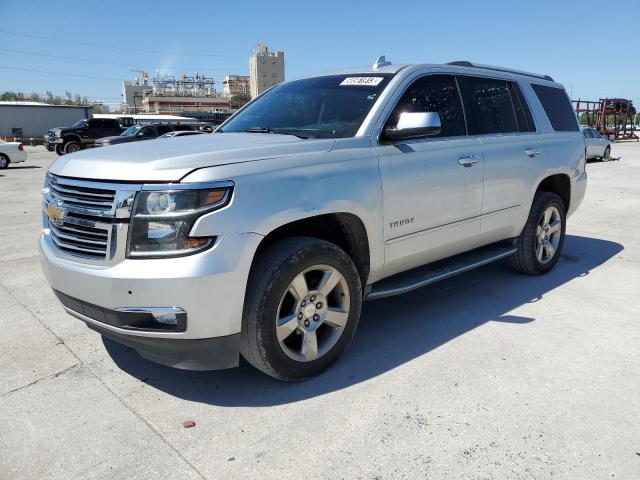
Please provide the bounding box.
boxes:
[48,133,336,182]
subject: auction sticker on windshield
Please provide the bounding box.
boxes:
[340,77,384,86]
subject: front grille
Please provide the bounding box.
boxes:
[50,177,116,211]
[44,175,140,265]
[48,219,109,259]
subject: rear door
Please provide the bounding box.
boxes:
[103,119,122,137]
[83,119,104,143]
[458,75,538,241]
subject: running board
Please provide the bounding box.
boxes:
[366,243,517,300]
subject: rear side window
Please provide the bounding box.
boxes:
[387,74,466,138]
[172,125,192,131]
[531,84,579,132]
[104,119,119,128]
[508,82,535,132]
[458,76,518,134]
[157,125,172,135]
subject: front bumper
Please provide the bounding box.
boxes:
[40,232,262,369]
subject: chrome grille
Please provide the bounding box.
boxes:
[49,177,116,211]
[43,174,141,265]
[48,218,110,258]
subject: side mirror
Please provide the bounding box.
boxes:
[384,112,441,141]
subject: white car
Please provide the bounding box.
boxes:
[0,141,27,169]
[40,58,587,380]
[159,130,205,138]
[581,126,611,160]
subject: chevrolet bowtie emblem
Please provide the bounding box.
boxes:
[47,203,66,222]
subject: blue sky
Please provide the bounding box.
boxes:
[1,0,638,107]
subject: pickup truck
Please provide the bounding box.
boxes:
[45,118,124,155]
[40,58,587,380]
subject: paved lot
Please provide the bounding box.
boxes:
[1,144,639,479]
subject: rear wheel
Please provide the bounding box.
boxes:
[241,237,362,381]
[0,154,9,169]
[509,192,566,275]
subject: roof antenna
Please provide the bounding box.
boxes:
[372,55,391,69]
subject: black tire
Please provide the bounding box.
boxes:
[0,154,9,169]
[45,144,54,152]
[602,146,610,161]
[64,141,81,154]
[55,144,66,156]
[241,237,363,381]
[509,191,566,275]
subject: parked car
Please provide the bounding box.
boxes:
[581,126,611,160]
[95,124,196,146]
[0,140,27,168]
[159,130,205,138]
[40,58,587,380]
[45,118,125,155]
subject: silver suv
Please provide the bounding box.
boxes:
[40,58,587,380]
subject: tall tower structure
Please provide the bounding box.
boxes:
[249,43,285,99]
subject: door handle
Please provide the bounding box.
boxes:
[458,155,480,167]
[525,147,541,157]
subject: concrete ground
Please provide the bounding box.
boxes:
[1,144,639,480]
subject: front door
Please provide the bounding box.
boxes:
[374,74,484,273]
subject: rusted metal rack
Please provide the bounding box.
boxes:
[573,98,639,142]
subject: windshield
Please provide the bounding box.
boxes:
[220,74,394,139]
[72,119,88,128]
[121,125,142,137]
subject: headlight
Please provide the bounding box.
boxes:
[54,129,62,137]
[127,184,232,258]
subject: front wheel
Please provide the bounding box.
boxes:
[55,144,65,156]
[241,237,363,381]
[64,141,81,154]
[509,192,566,275]
[0,154,8,169]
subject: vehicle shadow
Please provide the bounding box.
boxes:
[8,165,41,169]
[104,234,622,406]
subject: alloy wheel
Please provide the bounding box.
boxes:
[275,264,350,362]
[535,206,562,264]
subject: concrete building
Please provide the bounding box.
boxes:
[249,44,285,98]
[222,75,251,108]
[0,102,92,138]
[122,80,152,114]
[141,95,231,115]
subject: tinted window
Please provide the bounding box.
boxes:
[172,125,192,131]
[87,119,102,129]
[531,84,579,132]
[138,126,155,138]
[387,74,466,137]
[508,82,535,132]
[157,125,172,135]
[459,76,517,134]
[582,129,591,138]
[103,119,120,128]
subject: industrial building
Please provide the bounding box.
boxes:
[0,101,92,138]
[223,75,251,108]
[249,44,285,98]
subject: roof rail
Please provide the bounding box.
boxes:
[447,61,554,82]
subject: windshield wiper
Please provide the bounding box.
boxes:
[243,127,310,139]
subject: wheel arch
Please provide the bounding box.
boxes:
[535,173,571,212]
[62,133,82,144]
[250,212,371,289]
